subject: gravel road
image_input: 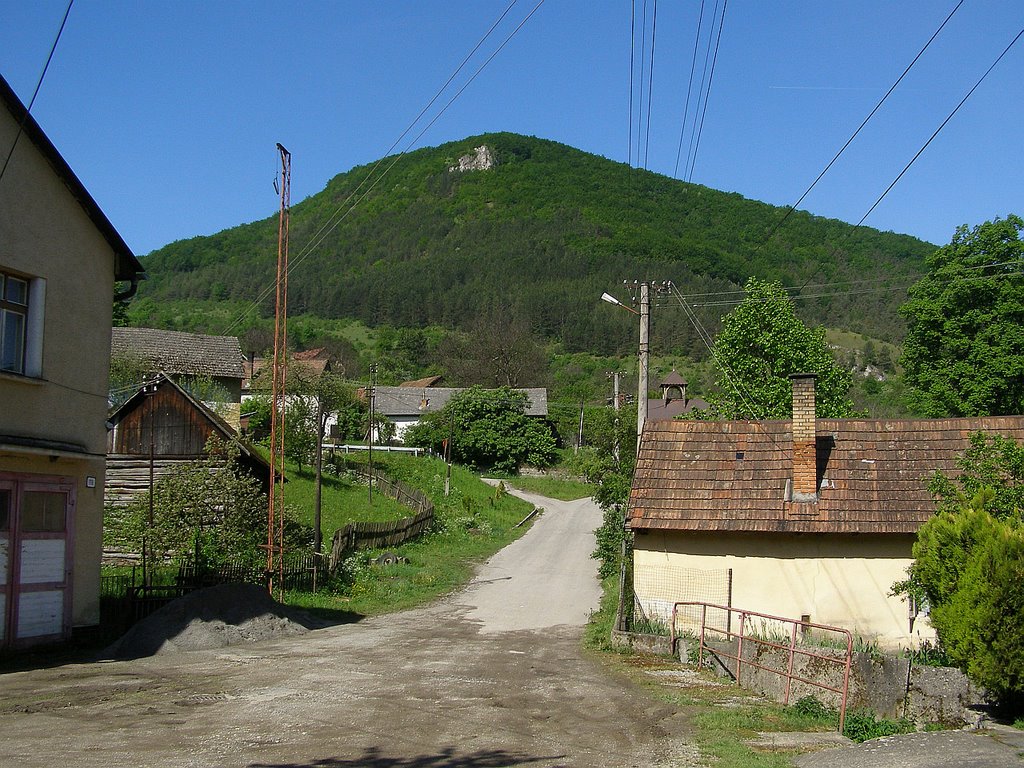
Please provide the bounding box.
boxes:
[0,488,696,768]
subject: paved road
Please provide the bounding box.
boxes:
[0,489,695,768]
[793,726,1024,768]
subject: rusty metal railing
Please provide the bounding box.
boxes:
[671,601,852,732]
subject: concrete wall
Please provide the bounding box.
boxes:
[0,100,119,631]
[687,636,983,726]
[634,529,935,650]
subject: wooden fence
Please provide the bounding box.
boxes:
[328,468,435,570]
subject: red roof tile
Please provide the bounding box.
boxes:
[628,416,1024,534]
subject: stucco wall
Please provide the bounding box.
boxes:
[1,101,118,630]
[633,529,935,649]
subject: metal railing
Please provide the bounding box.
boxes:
[672,601,852,732]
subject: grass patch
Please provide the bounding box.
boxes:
[841,709,915,743]
[583,574,621,653]
[284,452,533,617]
[280,456,411,544]
[501,475,595,501]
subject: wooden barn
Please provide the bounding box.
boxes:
[105,373,271,507]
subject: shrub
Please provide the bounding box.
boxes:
[842,710,915,743]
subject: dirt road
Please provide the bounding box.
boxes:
[0,489,695,768]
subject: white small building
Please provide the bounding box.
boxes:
[373,383,548,443]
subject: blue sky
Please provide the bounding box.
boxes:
[1,1,1021,257]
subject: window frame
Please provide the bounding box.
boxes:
[0,268,45,379]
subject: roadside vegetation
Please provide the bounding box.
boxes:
[283,452,535,617]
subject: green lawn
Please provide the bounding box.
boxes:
[280,456,412,545]
[285,452,535,617]
[501,475,595,501]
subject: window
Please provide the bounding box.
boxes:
[1,271,28,374]
[0,269,43,378]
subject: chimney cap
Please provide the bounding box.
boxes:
[789,372,818,381]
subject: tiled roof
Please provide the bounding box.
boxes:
[628,415,1024,535]
[399,375,444,388]
[243,356,330,388]
[374,386,548,417]
[647,396,709,421]
[111,327,244,379]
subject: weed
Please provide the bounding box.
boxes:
[842,709,915,743]
[792,695,837,722]
[903,640,952,668]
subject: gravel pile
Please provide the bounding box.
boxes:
[105,583,330,659]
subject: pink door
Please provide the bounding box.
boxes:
[0,475,74,648]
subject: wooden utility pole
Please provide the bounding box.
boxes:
[268,143,291,597]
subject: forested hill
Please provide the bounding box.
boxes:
[138,132,934,355]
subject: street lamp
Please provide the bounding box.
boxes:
[602,285,650,454]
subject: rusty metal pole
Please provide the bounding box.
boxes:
[268,143,291,598]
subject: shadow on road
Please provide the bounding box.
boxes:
[249,746,565,767]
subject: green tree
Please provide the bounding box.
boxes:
[897,433,1024,703]
[405,386,557,474]
[707,278,854,419]
[900,215,1024,417]
[108,438,294,566]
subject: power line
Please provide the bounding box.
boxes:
[686,0,728,183]
[673,0,706,178]
[0,0,74,186]
[642,0,658,170]
[220,0,542,337]
[752,0,964,254]
[858,26,1024,227]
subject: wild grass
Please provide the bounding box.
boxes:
[284,452,533,617]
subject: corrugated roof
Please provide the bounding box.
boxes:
[111,327,244,379]
[628,415,1024,535]
[374,386,548,417]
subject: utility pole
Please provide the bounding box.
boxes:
[637,281,650,455]
[576,399,585,453]
[367,363,376,504]
[608,370,621,465]
[268,143,290,598]
[602,281,667,456]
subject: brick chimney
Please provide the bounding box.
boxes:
[790,373,818,501]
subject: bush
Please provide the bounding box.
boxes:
[913,500,1024,702]
[842,710,915,743]
[793,696,836,722]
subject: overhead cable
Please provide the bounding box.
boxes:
[686,0,729,183]
[858,26,1024,227]
[753,0,965,254]
[673,0,707,178]
[0,0,74,186]
[221,0,543,336]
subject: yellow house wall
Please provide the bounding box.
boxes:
[633,530,935,650]
[0,102,119,629]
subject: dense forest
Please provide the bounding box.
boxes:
[135,132,934,358]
